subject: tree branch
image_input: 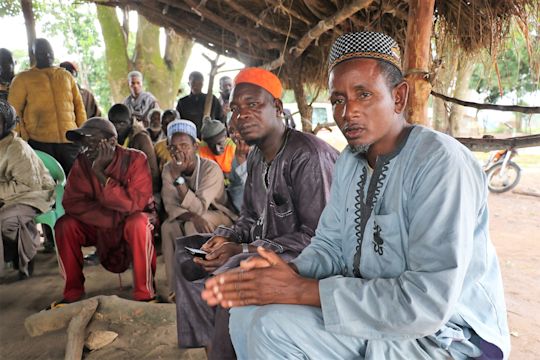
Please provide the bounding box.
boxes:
[431,91,540,114]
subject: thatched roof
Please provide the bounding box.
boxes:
[94,0,536,87]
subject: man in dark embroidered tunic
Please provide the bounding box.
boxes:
[174,67,339,359]
[202,32,510,360]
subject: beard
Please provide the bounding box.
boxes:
[349,143,370,155]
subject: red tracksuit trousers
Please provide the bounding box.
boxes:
[55,213,156,302]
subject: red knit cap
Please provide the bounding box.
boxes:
[233,67,282,99]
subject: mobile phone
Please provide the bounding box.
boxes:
[185,246,208,258]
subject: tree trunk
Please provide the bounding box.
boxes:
[291,79,313,133]
[164,30,193,107]
[432,40,459,132]
[96,4,131,103]
[134,15,193,109]
[20,0,36,66]
[403,0,436,125]
[97,8,193,108]
[448,58,474,136]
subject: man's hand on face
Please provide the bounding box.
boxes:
[169,151,187,179]
[235,139,250,164]
[194,242,242,273]
[92,139,115,174]
[201,247,316,308]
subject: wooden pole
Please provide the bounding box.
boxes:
[64,299,98,360]
[291,77,313,133]
[403,0,435,125]
[202,53,224,119]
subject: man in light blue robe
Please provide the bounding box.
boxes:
[201,31,510,360]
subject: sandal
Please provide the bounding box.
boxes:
[141,295,166,304]
[167,292,176,303]
[45,298,73,311]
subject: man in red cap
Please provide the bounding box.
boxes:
[174,68,339,358]
[49,117,159,308]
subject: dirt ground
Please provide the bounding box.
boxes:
[0,163,539,360]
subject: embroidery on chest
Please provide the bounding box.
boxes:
[352,160,390,277]
[372,223,384,255]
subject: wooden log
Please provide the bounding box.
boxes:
[403,0,436,125]
[456,134,540,152]
[431,91,540,114]
[64,299,98,360]
[25,295,176,337]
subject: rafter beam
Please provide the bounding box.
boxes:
[291,0,374,57]
[223,0,297,39]
[265,0,313,25]
[263,0,374,70]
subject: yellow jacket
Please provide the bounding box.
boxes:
[8,66,86,143]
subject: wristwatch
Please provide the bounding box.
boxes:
[174,176,186,186]
[241,243,249,254]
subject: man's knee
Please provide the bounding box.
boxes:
[232,305,304,344]
[184,221,196,235]
[123,213,149,238]
[229,306,261,339]
[0,216,22,241]
[161,220,178,242]
[55,215,81,244]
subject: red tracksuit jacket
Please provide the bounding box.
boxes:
[62,145,153,272]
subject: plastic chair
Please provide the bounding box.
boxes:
[34,150,66,266]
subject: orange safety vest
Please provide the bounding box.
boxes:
[198,137,236,174]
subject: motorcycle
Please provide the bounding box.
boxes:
[483,147,521,193]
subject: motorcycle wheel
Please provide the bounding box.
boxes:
[486,162,521,193]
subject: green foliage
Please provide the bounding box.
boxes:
[0,0,47,20]
[39,1,111,110]
[0,0,20,17]
[11,49,30,72]
[470,23,539,103]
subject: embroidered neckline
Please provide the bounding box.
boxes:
[351,125,415,278]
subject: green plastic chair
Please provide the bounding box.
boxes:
[34,150,66,262]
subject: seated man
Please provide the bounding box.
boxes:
[108,104,160,194]
[198,117,236,178]
[203,32,510,360]
[175,68,339,359]
[161,119,237,301]
[147,108,163,144]
[154,109,178,172]
[0,99,55,279]
[226,115,250,213]
[53,117,158,306]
